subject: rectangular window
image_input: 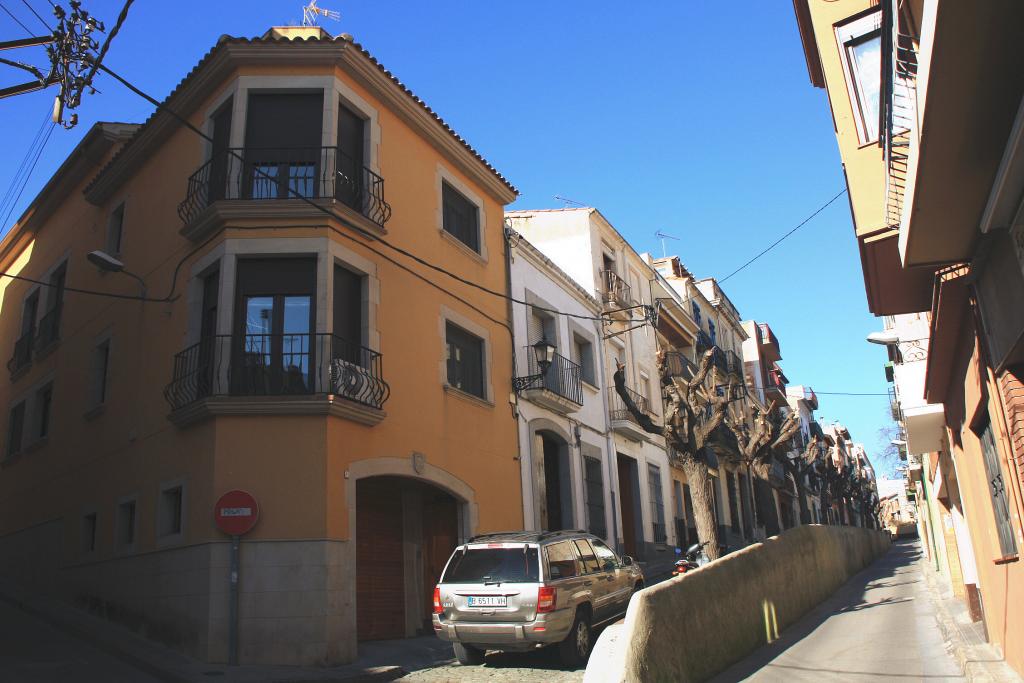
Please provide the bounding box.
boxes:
[446,322,485,398]
[82,513,97,553]
[691,302,701,326]
[6,401,26,458]
[107,203,125,255]
[159,485,183,537]
[573,539,601,574]
[727,472,740,533]
[571,333,596,385]
[442,181,480,252]
[976,419,1019,557]
[117,500,136,548]
[91,339,111,407]
[836,11,882,144]
[648,463,667,543]
[583,456,607,539]
[35,382,52,439]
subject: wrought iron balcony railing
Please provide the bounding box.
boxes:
[7,329,33,376]
[767,368,786,394]
[663,351,697,380]
[710,346,729,374]
[608,385,652,423]
[696,330,713,354]
[163,333,390,411]
[881,1,918,229]
[725,349,743,377]
[35,305,61,351]
[600,270,632,309]
[523,348,583,405]
[177,146,392,229]
[652,521,667,545]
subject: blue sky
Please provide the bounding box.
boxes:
[0,1,897,474]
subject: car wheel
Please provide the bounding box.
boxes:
[558,609,592,667]
[453,642,485,665]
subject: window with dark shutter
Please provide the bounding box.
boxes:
[446,322,485,398]
[648,464,667,543]
[976,418,1019,556]
[6,401,26,458]
[442,181,480,252]
[583,456,607,539]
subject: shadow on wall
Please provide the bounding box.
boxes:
[584,525,891,683]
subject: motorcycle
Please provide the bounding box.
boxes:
[672,540,710,576]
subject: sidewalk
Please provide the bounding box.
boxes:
[919,561,1022,683]
[0,577,454,683]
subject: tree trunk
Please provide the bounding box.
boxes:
[681,457,721,560]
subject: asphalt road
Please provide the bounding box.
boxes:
[0,597,162,683]
[712,539,965,682]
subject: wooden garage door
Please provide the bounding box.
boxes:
[356,478,405,641]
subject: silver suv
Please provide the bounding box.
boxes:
[432,530,644,667]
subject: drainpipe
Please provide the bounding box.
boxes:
[503,222,528,531]
[595,319,622,554]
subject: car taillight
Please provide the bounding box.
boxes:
[433,586,443,614]
[537,586,556,613]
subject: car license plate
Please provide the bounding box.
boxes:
[467,595,507,608]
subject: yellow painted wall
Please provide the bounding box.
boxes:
[805,0,889,237]
[0,49,520,573]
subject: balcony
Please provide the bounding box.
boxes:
[600,270,633,313]
[520,349,583,414]
[766,367,787,400]
[609,386,655,441]
[652,522,667,545]
[177,146,392,239]
[35,305,61,354]
[164,333,390,427]
[758,323,781,362]
[7,329,33,378]
[696,330,713,354]
[663,351,697,381]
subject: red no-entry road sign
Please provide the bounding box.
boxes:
[214,490,260,536]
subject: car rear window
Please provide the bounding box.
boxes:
[441,546,540,584]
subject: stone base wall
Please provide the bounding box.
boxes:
[0,526,356,666]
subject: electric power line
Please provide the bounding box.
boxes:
[719,188,849,283]
[0,107,51,221]
[18,0,50,31]
[811,391,889,396]
[0,0,34,35]
[0,119,55,231]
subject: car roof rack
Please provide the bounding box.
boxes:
[466,529,590,544]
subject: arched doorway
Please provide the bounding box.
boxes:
[355,476,461,641]
[538,430,572,531]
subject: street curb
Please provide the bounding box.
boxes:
[919,563,1022,683]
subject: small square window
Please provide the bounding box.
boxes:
[117,500,136,548]
[442,181,480,252]
[445,322,485,398]
[159,485,183,537]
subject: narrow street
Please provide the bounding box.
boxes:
[712,540,964,681]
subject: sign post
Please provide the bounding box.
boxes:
[214,490,259,666]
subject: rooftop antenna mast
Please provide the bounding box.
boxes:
[655,230,679,258]
[302,0,340,26]
[554,195,587,208]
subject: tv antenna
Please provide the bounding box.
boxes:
[302,1,340,26]
[554,195,587,208]
[655,230,679,258]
